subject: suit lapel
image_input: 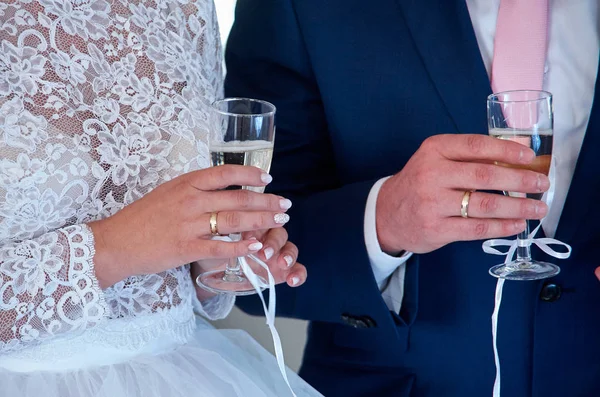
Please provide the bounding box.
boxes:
[395,0,491,134]
[555,62,600,243]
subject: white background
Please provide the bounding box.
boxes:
[211,0,309,373]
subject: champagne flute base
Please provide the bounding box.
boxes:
[489,260,560,281]
[196,270,267,296]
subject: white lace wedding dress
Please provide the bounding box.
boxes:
[0,1,320,396]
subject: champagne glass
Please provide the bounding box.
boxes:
[196,98,276,295]
[487,90,559,280]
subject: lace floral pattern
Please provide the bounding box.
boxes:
[0,0,226,353]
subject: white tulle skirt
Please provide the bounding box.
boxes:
[0,318,321,397]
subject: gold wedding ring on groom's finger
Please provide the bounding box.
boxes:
[460,191,474,219]
[209,212,221,236]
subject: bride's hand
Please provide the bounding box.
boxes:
[90,165,292,289]
[191,227,306,301]
[244,227,306,287]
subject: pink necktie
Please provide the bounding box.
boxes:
[491,0,549,93]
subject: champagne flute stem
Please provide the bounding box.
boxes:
[223,233,245,282]
[516,220,532,263]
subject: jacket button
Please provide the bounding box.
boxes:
[360,316,377,328]
[341,313,368,328]
[540,283,562,302]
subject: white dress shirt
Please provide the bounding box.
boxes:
[364,0,600,312]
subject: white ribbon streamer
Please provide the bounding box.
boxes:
[238,254,297,397]
[482,222,571,397]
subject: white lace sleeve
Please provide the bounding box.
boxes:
[0,224,107,353]
[1,0,225,346]
[193,293,235,321]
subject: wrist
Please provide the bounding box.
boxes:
[89,219,130,289]
[191,262,218,301]
[375,180,404,255]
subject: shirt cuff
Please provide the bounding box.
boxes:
[364,177,413,291]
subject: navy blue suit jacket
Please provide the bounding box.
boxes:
[225,0,600,396]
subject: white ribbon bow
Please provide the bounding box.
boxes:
[482,223,571,397]
[482,223,572,261]
[238,254,297,397]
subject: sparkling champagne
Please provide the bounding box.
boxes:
[490,128,553,200]
[210,140,274,193]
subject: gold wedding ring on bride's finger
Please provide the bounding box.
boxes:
[209,212,221,236]
[460,190,474,219]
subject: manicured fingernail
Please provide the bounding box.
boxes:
[291,276,301,286]
[279,198,292,210]
[274,213,290,224]
[249,236,258,241]
[264,247,274,260]
[249,242,263,251]
[284,255,294,267]
[261,173,273,184]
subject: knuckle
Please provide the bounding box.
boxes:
[234,190,252,208]
[474,165,493,186]
[253,213,270,229]
[225,212,241,229]
[521,171,538,190]
[271,195,283,210]
[502,220,519,235]
[520,200,536,218]
[501,141,516,160]
[473,221,489,238]
[174,182,194,205]
[284,244,298,258]
[235,243,249,256]
[272,228,288,246]
[278,227,289,241]
[218,166,235,183]
[466,135,486,155]
[478,195,498,215]
[421,135,441,152]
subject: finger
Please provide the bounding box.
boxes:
[187,165,272,191]
[277,241,299,270]
[444,162,550,193]
[208,190,292,212]
[259,228,288,261]
[443,218,526,242]
[595,267,600,282]
[431,134,535,164]
[191,239,265,260]
[198,211,290,236]
[286,262,307,287]
[444,191,548,220]
[242,229,268,242]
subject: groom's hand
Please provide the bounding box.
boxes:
[376,134,551,255]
